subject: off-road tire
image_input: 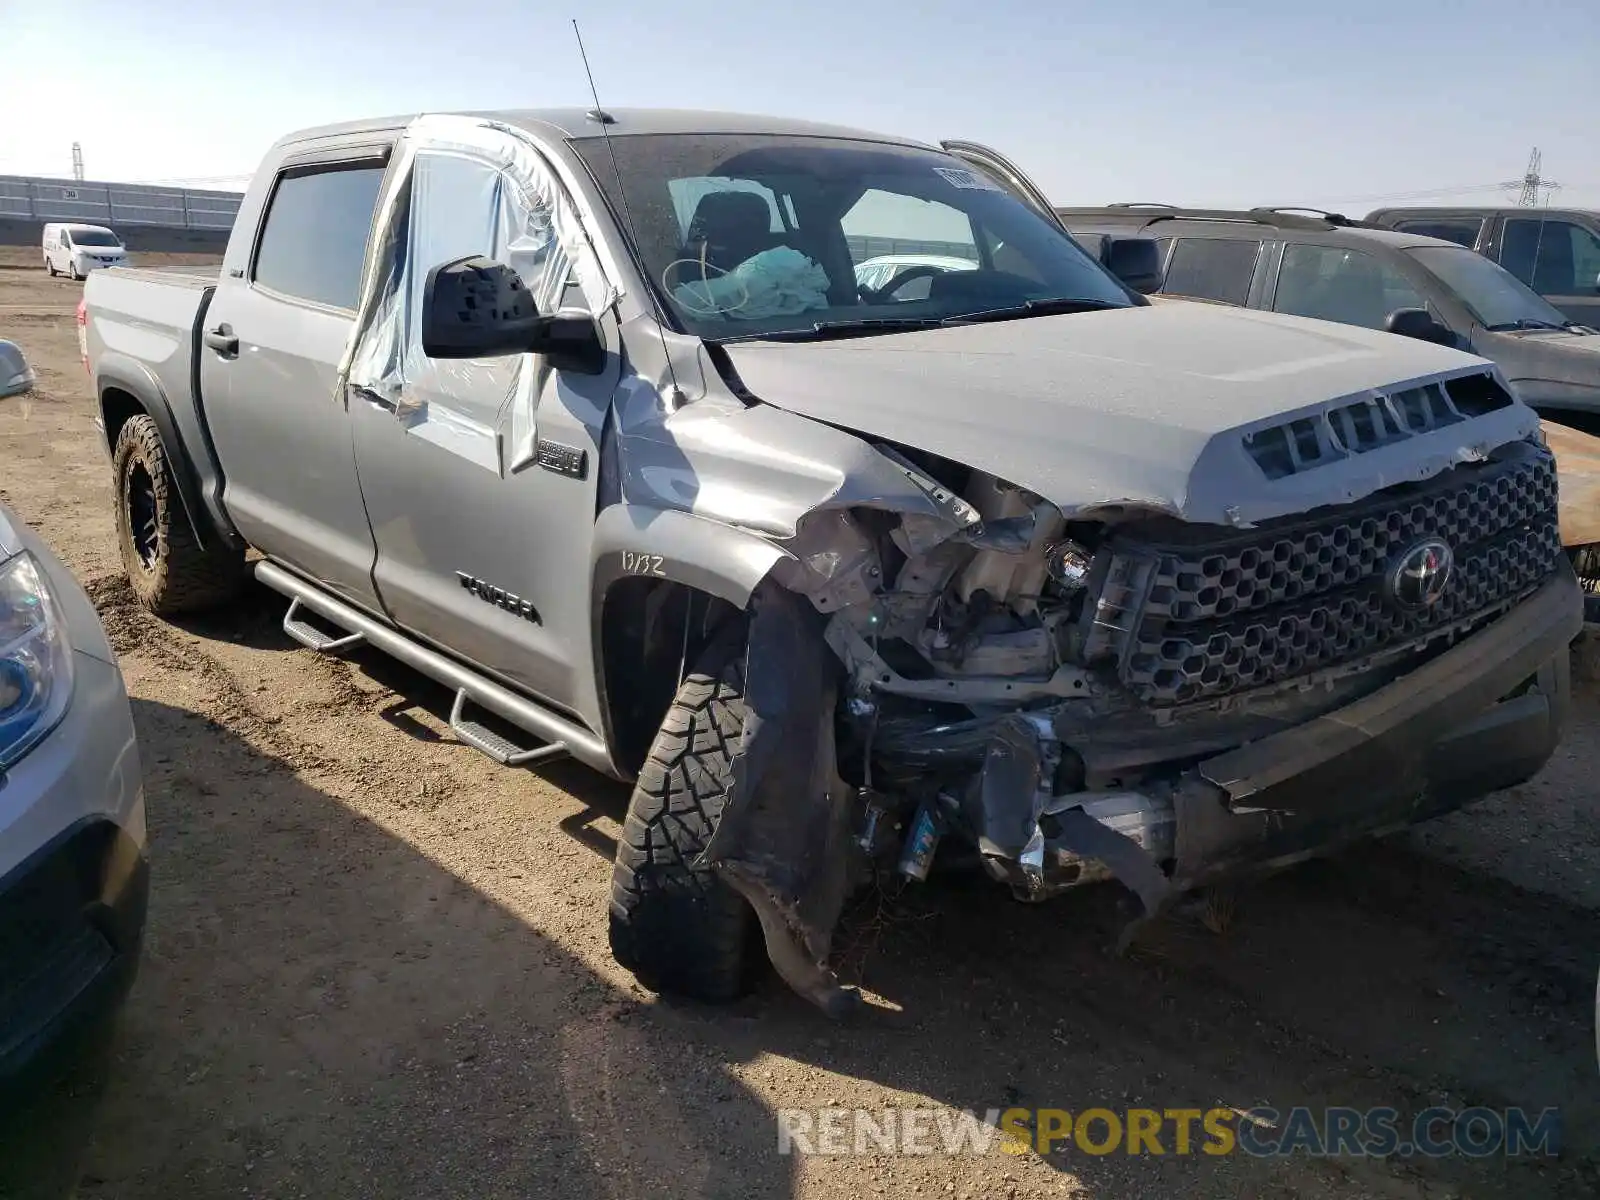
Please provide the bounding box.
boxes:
[608,625,762,1001]
[112,414,244,615]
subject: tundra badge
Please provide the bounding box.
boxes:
[457,572,542,623]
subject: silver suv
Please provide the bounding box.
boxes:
[0,492,147,1100]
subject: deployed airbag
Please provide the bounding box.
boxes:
[673,247,831,321]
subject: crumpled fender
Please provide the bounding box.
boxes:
[612,383,973,541]
[590,503,791,612]
[699,582,862,1018]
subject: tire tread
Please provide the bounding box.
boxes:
[607,627,759,1001]
[112,414,244,615]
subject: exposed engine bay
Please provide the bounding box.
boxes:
[772,456,1176,903]
[698,429,1572,1017]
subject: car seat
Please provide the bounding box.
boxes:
[680,191,782,275]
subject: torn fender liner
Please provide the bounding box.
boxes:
[700,582,861,1017]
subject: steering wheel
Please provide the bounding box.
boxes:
[861,264,946,303]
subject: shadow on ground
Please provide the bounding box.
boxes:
[9,655,1597,1197]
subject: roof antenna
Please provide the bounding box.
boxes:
[572,19,682,403]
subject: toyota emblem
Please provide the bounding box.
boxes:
[1385,538,1454,610]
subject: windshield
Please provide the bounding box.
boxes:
[68,229,121,248]
[1407,245,1570,330]
[573,133,1131,340]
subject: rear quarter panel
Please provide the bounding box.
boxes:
[85,267,237,544]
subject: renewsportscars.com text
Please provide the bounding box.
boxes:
[775,1105,1561,1159]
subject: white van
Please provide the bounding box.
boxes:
[42,223,128,279]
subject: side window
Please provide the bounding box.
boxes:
[253,163,387,310]
[1575,226,1600,295]
[1161,238,1259,306]
[1501,219,1600,296]
[1273,244,1426,330]
[1395,219,1481,249]
[400,151,541,417]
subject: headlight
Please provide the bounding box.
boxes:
[0,551,75,768]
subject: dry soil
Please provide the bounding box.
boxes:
[1,245,1597,1199]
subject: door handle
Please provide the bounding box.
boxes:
[203,324,238,356]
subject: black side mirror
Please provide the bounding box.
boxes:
[532,309,608,376]
[423,255,542,358]
[421,255,606,374]
[1101,236,1162,295]
[1385,307,1458,348]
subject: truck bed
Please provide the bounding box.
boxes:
[114,263,221,286]
[83,263,226,536]
[86,265,213,413]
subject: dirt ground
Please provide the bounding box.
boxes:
[1,243,1597,1199]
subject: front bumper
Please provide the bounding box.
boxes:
[979,562,1584,901]
[0,820,148,1097]
[0,652,147,1099]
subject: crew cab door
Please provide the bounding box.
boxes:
[198,144,392,611]
[344,125,621,719]
[940,140,1069,233]
[1491,214,1600,327]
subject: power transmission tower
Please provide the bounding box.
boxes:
[71,142,84,182]
[1505,147,1559,207]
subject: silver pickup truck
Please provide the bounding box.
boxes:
[84,109,1582,1015]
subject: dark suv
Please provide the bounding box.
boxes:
[1364,206,1600,327]
[1056,205,1600,422]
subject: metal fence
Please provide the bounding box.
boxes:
[0,174,242,231]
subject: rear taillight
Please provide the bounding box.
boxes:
[76,299,88,374]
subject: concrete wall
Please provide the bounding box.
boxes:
[0,217,229,254]
[0,174,241,232]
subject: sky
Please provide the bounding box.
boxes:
[2,0,1597,212]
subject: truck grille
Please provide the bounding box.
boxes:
[1084,439,1560,706]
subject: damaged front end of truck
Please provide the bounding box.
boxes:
[609,326,1581,1015]
[321,113,1581,1015]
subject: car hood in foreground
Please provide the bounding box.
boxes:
[719,303,1538,526]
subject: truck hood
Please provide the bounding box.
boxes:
[719,303,1537,526]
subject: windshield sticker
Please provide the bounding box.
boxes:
[935,166,1002,192]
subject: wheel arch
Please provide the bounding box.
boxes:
[591,505,788,778]
[96,360,216,551]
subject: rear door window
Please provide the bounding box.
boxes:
[1394,219,1482,249]
[1500,218,1600,296]
[1160,238,1260,305]
[1272,244,1427,330]
[252,162,387,310]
